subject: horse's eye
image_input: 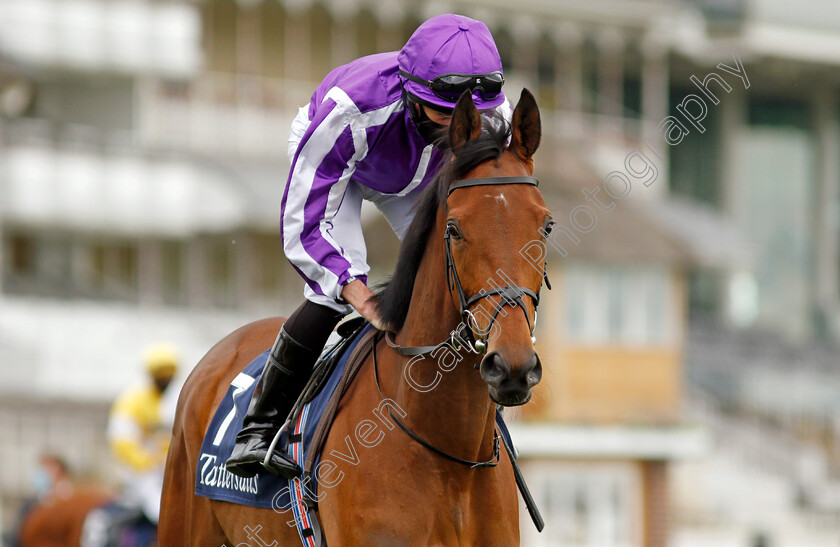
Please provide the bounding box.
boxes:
[542,220,555,236]
[446,223,462,239]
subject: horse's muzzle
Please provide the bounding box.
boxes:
[479,350,542,406]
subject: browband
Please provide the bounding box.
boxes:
[448,176,539,196]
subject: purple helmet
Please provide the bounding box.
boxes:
[398,14,506,111]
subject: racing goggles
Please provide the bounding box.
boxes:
[399,70,505,103]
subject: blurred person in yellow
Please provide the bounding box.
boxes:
[106,343,178,525]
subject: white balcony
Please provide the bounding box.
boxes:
[0,0,201,77]
[0,125,249,236]
[138,73,314,158]
[0,295,252,400]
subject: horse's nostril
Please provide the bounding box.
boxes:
[480,352,509,387]
[525,352,542,388]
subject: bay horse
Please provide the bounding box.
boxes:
[17,488,159,547]
[17,489,112,547]
[161,89,550,546]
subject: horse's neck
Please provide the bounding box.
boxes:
[387,210,497,462]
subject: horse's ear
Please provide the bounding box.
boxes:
[449,90,482,151]
[510,88,541,162]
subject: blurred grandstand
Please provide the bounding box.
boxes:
[1,0,840,545]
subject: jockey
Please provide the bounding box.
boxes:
[226,13,509,479]
[107,343,178,524]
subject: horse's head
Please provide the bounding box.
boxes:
[445,89,551,407]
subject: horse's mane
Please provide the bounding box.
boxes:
[371,116,512,331]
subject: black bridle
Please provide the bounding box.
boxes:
[387,175,549,357]
[378,175,548,464]
[444,177,542,353]
[375,175,548,530]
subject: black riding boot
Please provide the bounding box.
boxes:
[225,327,320,478]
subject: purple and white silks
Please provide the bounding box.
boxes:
[281,51,512,313]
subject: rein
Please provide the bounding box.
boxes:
[373,331,500,468]
[373,175,547,530]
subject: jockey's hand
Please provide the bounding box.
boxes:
[341,279,390,331]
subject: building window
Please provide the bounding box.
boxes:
[161,240,184,306]
[668,86,721,206]
[309,4,332,81]
[209,238,234,308]
[2,231,140,301]
[623,76,641,119]
[493,28,513,77]
[581,41,599,114]
[3,232,73,297]
[537,34,556,110]
[607,268,624,340]
[3,234,38,294]
[564,262,673,346]
[252,234,283,296]
[9,234,36,276]
[88,241,138,301]
[523,462,640,547]
[356,9,378,58]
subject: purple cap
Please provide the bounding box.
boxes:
[398,14,505,111]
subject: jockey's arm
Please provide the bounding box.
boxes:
[341,279,385,330]
[282,98,386,324]
[107,389,166,471]
[110,438,160,471]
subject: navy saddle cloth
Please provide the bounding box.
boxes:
[193,323,374,510]
[194,323,514,515]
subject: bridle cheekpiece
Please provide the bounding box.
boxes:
[444,176,543,354]
[386,176,549,358]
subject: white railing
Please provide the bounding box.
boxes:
[3,72,651,163]
[686,391,840,512]
[0,0,201,76]
[0,131,247,236]
[137,73,315,158]
[137,71,649,159]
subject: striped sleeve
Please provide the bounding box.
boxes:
[280,90,365,302]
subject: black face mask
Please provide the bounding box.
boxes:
[404,92,450,148]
